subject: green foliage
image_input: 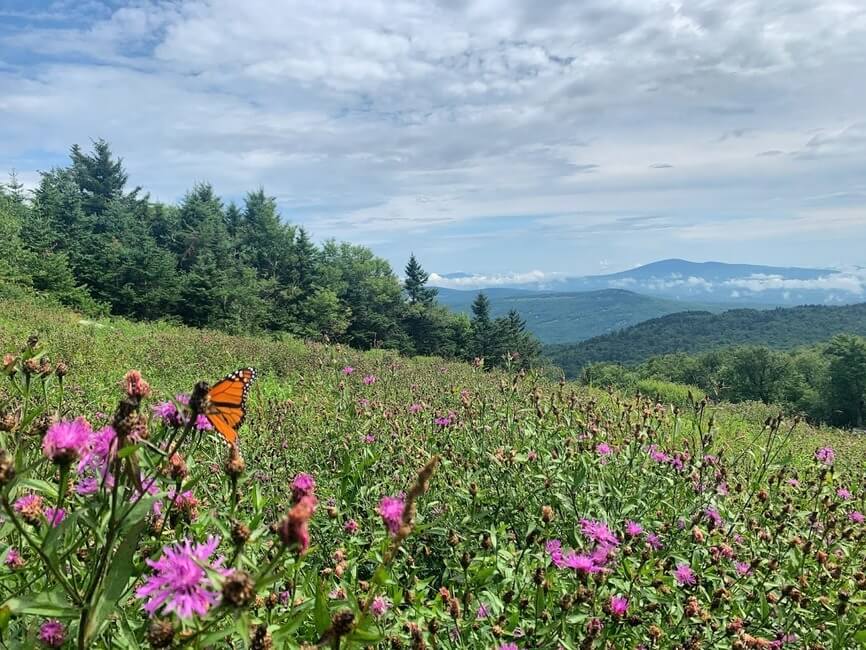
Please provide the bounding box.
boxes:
[547,304,866,376]
[1,298,865,648]
[2,141,541,369]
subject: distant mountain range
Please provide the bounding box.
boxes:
[433,259,865,307]
[436,287,723,344]
[545,303,866,378]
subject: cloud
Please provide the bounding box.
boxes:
[724,271,866,295]
[429,270,565,289]
[1,1,866,273]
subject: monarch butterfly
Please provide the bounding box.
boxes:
[205,367,257,444]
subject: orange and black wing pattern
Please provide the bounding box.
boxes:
[206,367,257,444]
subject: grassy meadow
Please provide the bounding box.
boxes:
[2,296,866,649]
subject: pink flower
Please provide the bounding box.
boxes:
[13,493,43,524]
[77,425,117,477]
[648,444,670,463]
[734,561,751,575]
[342,366,354,375]
[815,447,835,465]
[837,488,852,500]
[546,539,565,568]
[704,508,723,529]
[434,415,453,427]
[580,519,619,547]
[44,507,66,527]
[4,547,24,569]
[609,595,628,617]
[153,400,184,428]
[370,596,390,618]
[564,551,600,574]
[42,418,91,465]
[363,375,376,385]
[674,562,696,586]
[624,520,643,537]
[378,495,405,536]
[291,473,316,502]
[38,619,66,647]
[278,495,317,554]
[596,442,613,457]
[476,603,490,619]
[409,403,423,414]
[344,519,359,534]
[194,414,212,431]
[135,536,227,619]
[499,644,519,650]
[849,511,865,524]
[363,434,376,444]
[786,478,800,487]
[121,369,151,398]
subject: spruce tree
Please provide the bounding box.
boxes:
[403,254,438,305]
[470,292,493,363]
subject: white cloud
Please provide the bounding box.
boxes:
[429,270,564,289]
[1,1,866,272]
[724,271,866,295]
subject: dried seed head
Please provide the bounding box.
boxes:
[222,570,256,608]
[146,619,175,648]
[224,444,245,478]
[232,521,251,546]
[0,449,14,486]
[250,624,273,650]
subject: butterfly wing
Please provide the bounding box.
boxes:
[206,367,257,444]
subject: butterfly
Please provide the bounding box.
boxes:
[205,367,257,444]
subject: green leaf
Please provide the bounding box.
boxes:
[3,596,78,619]
[314,579,330,636]
[84,519,147,645]
[118,444,140,459]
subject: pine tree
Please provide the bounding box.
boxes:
[403,254,438,305]
[70,140,137,216]
[470,292,493,364]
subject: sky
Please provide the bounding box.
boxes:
[1,0,865,283]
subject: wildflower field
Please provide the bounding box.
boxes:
[2,297,866,649]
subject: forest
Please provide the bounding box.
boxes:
[0,141,539,370]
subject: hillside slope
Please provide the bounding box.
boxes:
[437,287,716,343]
[546,302,866,376]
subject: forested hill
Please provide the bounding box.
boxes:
[436,287,717,344]
[546,303,866,377]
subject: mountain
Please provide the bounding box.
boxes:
[436,287,721,344]
[432,259,864,307]
[545,302,866,377]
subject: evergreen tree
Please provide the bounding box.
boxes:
[470,292,493,363]
[825,334,866,427]
[403,254,438,305]
[70,139,137,216]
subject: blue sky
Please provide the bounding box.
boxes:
[1,0,865,283]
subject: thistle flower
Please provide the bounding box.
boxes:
[344,519,359,534]
[625,520,643,537]
[476,603,489,619]
[815,447,835,465]
[44,507,66,527]
[121,369,151,398]
[674,562,696,586]
[13,493,44,525]
[564,551,600,574]
[342,366,354,375]
[277,494,317,554]
[849,511,864,524]
[135,536,227,619]
[370,596,391,618]
[409,403,423,414]
[734,561,751,575]
[77,425,117,478]
[4,547,24,569]
[42,418,91,465]
[38,619,66,647]
[580,519,619,547]
[609,595,628,617]
[837,487,852,500]
[363,375,376,385]
[291,473,316,502]
[596,442,613,458]
[153,401,184,428]
[646,532,663,551]
[378,495,406,536]
[499,644,519,650]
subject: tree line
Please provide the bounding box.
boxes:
[0,140,540,369]
[582,335,866,428]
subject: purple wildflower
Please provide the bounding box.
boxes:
[135,536,227,619]
[815,447,835,465]
[344,519,359,534]
[476,603,490,619]
[837,487,852,500]
[378,495,405,535]
[596,442,613,458]
[370,596,390,618]
[646,532,663,550]
[849,511,865,524]
[42,418,91,465]
[624,520,643,537]
[76,477,99,496]
[580,519,619,546]
[363,375,376,385]
[409,403,423,414]
[704,508,723,529]
[44,507,66,528]
[13,493,43,524]
[649,444,670,463]
[153,400,184,428]
[38,619,66,647]
[194,414,212,431]
[673,562,696,586]
[291,473,316,502]
[499,644,519,650]
[77,425,117,477]
[342,366,354,375]
[734,561,751,575]
[546,539,565,568]
[564,551,600,574]
[4,547,24,569]
[609,595,628,617]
